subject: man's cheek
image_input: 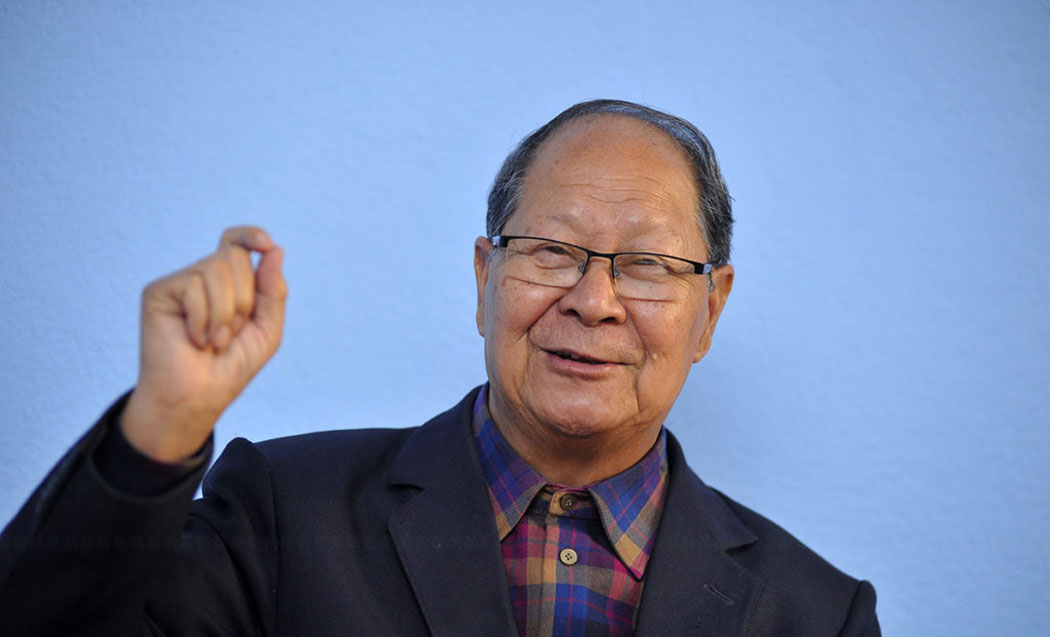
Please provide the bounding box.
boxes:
[496,287,556,332]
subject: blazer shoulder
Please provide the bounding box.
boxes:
[713,489,878,634]
[662,431,877,633]
[716,490,852,582]
[207,386,483,501]
[210,427,419,501]
[253,427,418,468]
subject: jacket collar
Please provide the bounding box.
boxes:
[387,386,762,636]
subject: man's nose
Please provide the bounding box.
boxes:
[557,256,628,326]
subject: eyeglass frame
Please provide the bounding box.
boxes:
[489,234,714,293]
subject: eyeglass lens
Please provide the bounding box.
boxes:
[501,237,694,301]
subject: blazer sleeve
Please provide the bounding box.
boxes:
[0,397,281,637]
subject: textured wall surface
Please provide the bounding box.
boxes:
[2,2,1048,634]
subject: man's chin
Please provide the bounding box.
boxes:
[530,399,633,440]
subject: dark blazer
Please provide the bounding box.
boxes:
[0,387,879,636]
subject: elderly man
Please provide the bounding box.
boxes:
[0,100,879,635]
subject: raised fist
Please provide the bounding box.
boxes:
[120,226,287,462]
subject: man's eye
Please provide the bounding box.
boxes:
[627,256,669,269]
[540,244,572,256]
[526,243,579,268]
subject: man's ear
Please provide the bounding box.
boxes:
[693,264,734,363]
[474,237,494,337]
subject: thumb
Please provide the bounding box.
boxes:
[252,246,287,340]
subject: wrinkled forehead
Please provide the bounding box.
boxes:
[512,114,703,243]
[529,114,697,187]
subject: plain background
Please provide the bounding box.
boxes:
[2,2,1048,635]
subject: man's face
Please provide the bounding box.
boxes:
[475,115,733,448]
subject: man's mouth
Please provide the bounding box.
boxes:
[550,349,609,365]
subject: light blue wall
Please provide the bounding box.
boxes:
[2,2,1048,634]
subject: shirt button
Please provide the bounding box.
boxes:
[559,548,578,566]
[559,494,577,510]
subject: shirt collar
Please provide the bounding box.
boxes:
[472,385,669,579]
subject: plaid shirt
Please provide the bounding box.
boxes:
[473,387,669,636]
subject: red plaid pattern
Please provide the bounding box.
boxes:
[474,387,668,636]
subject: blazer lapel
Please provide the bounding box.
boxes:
[635,433,763,636]
[387,388,517,637]
[385,393,764,636]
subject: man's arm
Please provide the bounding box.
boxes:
[0,226,287,635]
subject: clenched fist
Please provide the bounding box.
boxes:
[120,226,287,462]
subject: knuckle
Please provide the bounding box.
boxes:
[143,269,193,301]
[220,226,243,242]
[220,224,259,246]
[142,278,163,298]
[200,256,233,281]
[235,296,254,315]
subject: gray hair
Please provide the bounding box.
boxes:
[486,99,733,267]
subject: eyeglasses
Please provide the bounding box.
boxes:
[490,235,712,301]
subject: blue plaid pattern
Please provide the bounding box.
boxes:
[473,386,668,635]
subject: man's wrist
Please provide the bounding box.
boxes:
[119,389,217,464]
[93,392,211,497]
